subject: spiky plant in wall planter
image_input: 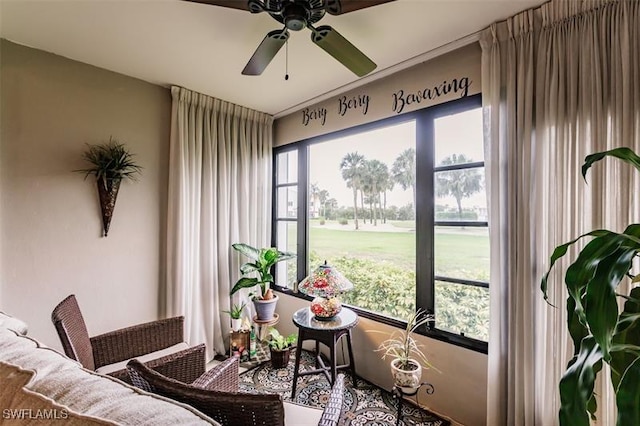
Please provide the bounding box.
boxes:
[76,137,142,237]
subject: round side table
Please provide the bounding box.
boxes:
[290,307,358,400]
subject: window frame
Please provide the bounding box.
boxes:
[271,94,488,353]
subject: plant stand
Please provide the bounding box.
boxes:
[393,382,435,426]
[252,313,279,342]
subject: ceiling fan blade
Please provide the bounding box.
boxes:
[325,0,395,15]
[310,25,376,77]
[242,29,289,75]
[181,0,250,12]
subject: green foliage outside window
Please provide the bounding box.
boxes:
[308,251,490,341]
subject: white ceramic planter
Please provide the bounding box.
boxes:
[391,358,422,394]
[231,318,242,331]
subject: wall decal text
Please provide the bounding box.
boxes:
[338,94,370,117]
[302,107,328,126]
[392,77,471,114]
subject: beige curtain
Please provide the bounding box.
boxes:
[165,86,273,359]
[481,1,640,425]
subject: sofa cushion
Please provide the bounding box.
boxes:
[0,311,28,335]
[0,328,219,425]
[0,361,115,425]
[95,342,190,375]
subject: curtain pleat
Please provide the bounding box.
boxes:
[482,0,640,424]
[166,87,273,359]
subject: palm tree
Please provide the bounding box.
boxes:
[318,189,329,218]
[309,183,320,218]
[325,197,338,220]
[382,177,395,223]
[340,152,365,230]
[392,148,416,213]
[435,154,482,219]
[363,159,388,226]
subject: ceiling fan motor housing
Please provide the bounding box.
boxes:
[268,0,326,30]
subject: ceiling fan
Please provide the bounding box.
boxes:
[185,0,394,77]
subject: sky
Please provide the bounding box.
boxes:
[308,108,486,210]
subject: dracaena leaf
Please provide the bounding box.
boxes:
[616,357,640,426]
[611,287,640,390]
[567,296,589,355]
[585,248,636,361]
[559,337,603,426]
[582,147,640,182]
[541,229,614,304]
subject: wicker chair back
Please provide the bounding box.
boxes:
[51,294,95,370]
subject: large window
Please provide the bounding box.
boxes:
[272,94,488,351]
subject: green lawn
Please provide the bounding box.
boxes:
[308,224,489,280]
[309,228,415,267]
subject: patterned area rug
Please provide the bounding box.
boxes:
[239,350,449,426]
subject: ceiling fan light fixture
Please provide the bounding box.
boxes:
[283,3,310,31]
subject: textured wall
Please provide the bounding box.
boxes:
[0,39,171,348]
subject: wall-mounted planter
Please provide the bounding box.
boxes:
[97,177,121,237]
[76,137,141,237]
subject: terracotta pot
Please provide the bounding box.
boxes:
[270,347,291,369]
[391,358,422,394]
[97,177,121,237]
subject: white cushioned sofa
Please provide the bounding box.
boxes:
[0,312,330,425]
[0,316,220,425]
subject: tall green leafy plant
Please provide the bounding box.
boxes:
[230,243,296,299]
[541,147,640,426]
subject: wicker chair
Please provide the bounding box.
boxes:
[127,356,345,426]
[51,294,204,383]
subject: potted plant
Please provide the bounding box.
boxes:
[223,302,246,331]
[373,309,435,394]
[267,328,297,369]
[541,147,640,426]
[230,243,296,321]
[76,137,142,237]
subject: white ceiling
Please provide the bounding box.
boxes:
[0,0,544,116]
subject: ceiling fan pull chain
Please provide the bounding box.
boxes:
[285,38,289,81]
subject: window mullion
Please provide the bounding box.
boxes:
[415,109,435,318]
[296,145,308,284]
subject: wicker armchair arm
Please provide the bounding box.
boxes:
[146,343,207,384]
[91,316,184,367]
[318,374,345,426]
[192,356,239,392]
[187,389,284,426]
[127,359,284,426]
